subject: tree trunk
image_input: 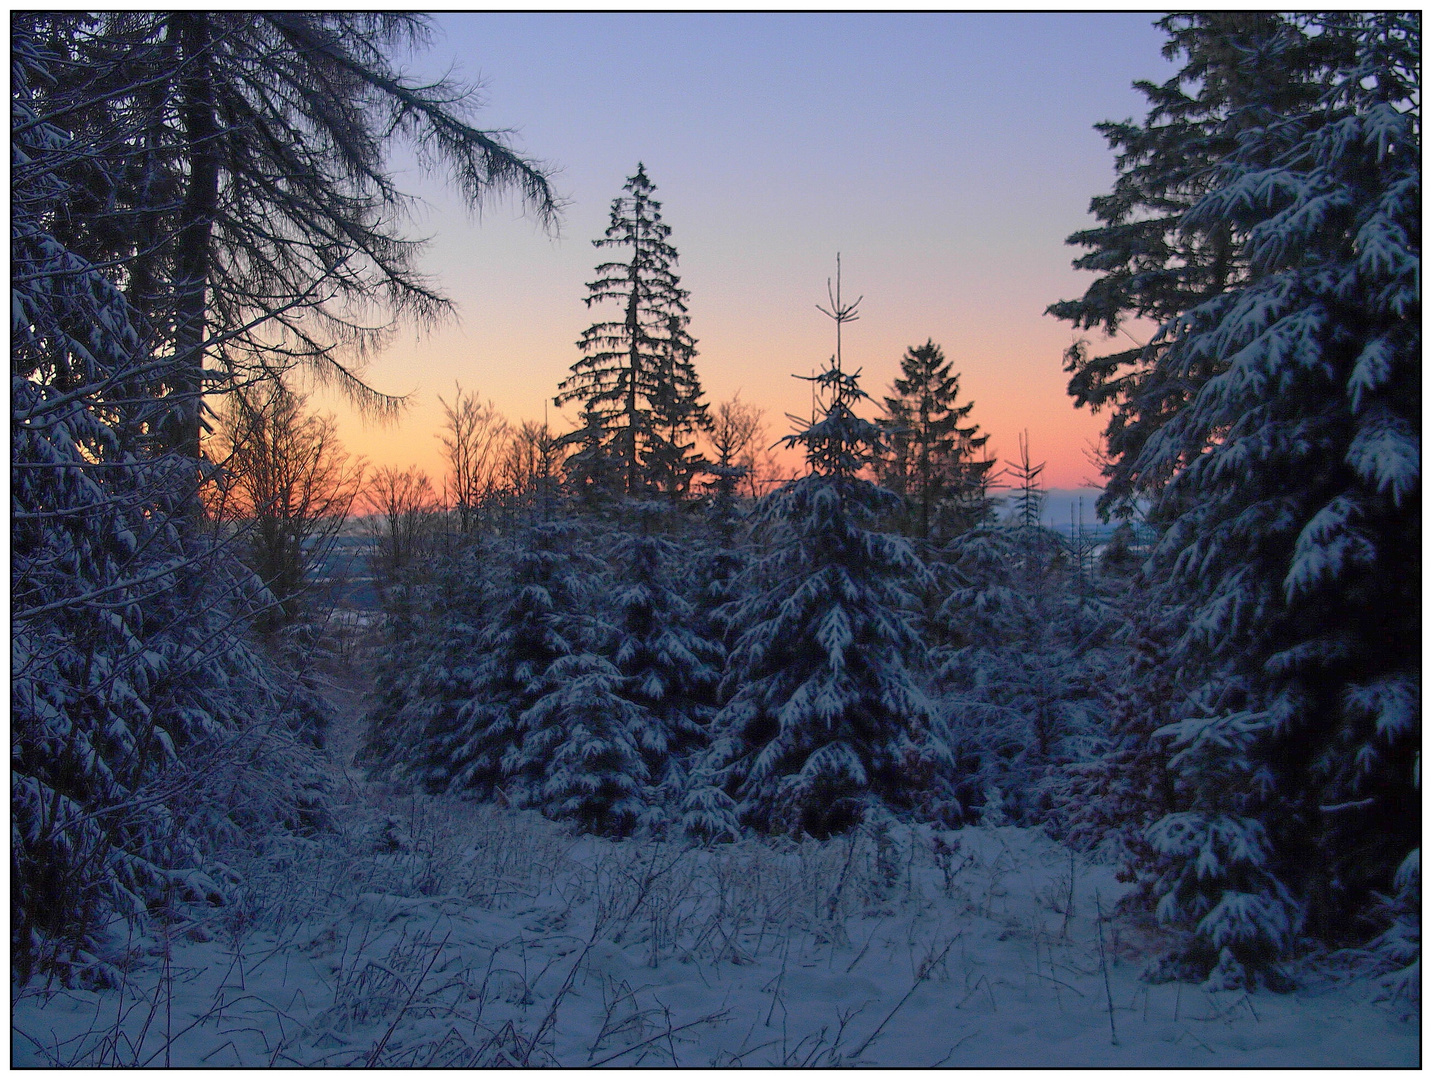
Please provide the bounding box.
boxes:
[169,13,220,461]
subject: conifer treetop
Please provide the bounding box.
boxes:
[557,163,708,496]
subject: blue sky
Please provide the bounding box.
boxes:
[322,12,1174,490]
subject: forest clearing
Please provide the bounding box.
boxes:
[13,12,1418,1067]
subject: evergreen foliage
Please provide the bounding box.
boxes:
[1048,13,1355,512]
[13,36,321,979]
[13,11,552,985]
[1060,11,1419,982]
[514,653,654,837]
[359,543,495,789]
[877,340,995,539]
[931,521,1116,827]
[433,526,589,799]
[607,523,724,791]
[710,355,938,837]
[557,165,709,497]
[1046,590,1184,902]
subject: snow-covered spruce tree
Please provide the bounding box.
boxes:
[606,518,724,797]
[556,164,710,497]
[692,394,767,644]
[1045,588,1185,874]
[368,523,590,800]
[13,35,319,982]
[877,339,995,540]
[358,537,494,784]
[1048,13,1355,513]
[511,653,655,837]
[1108,13,1419,984]
[709,285,939,835]
[930,511,1119,828]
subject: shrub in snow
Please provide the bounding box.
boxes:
[1368,847,1419,1001]
[708,359,939,837]
[677,760,743,843]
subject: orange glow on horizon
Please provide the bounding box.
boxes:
[310,310,1113,499]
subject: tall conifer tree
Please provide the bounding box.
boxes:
[557,164,709,497]
[1047,13,1353,512]
[1057,12,1419,984]
[877,339,994,539]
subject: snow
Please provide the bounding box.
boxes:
[13,790,1417,1068]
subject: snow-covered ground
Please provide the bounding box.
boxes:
[13,781,1417,1068]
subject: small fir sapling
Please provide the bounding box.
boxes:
[359,545,495,789]
[1046,592,1185,882]
[512,653,654,837]
[368,524,589,800]
[1142,704,1301,991]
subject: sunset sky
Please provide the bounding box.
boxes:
[309,12,1174,496]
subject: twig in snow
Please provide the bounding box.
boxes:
[826,830,860,921]
[846,919,882,973]
[1094,890,1118,1046]
[850,934,959,1059]
[364,929,451,1066]
[200,1039,241,1066]
[764,932,791,1027]
[1180,1026,1216,1053]
[956,973,993,1011]
[658,999,680,1067]
[932,1028,980,1066]
[1061,848,1076,939]
[1031,970,1086,997]
[587,1011,729,1068]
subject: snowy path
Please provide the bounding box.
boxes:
[12,790,1418,1068]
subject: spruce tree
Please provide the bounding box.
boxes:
[607,524,723,795]
[931,517,1116,828]
[514,654,654,837]
[1067,13,1418,984]
[14,37,326,976]
[1047,13,1354,512]
[709,266,938,836]
[365,525,588,799]
[877,340,994,539]
[556,164,709,497]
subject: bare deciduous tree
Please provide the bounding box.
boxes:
[212,381,365,630]
[438,385,508,533]
[502,420,565,510]
[706,393,779,500]
[361,466,439,586]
